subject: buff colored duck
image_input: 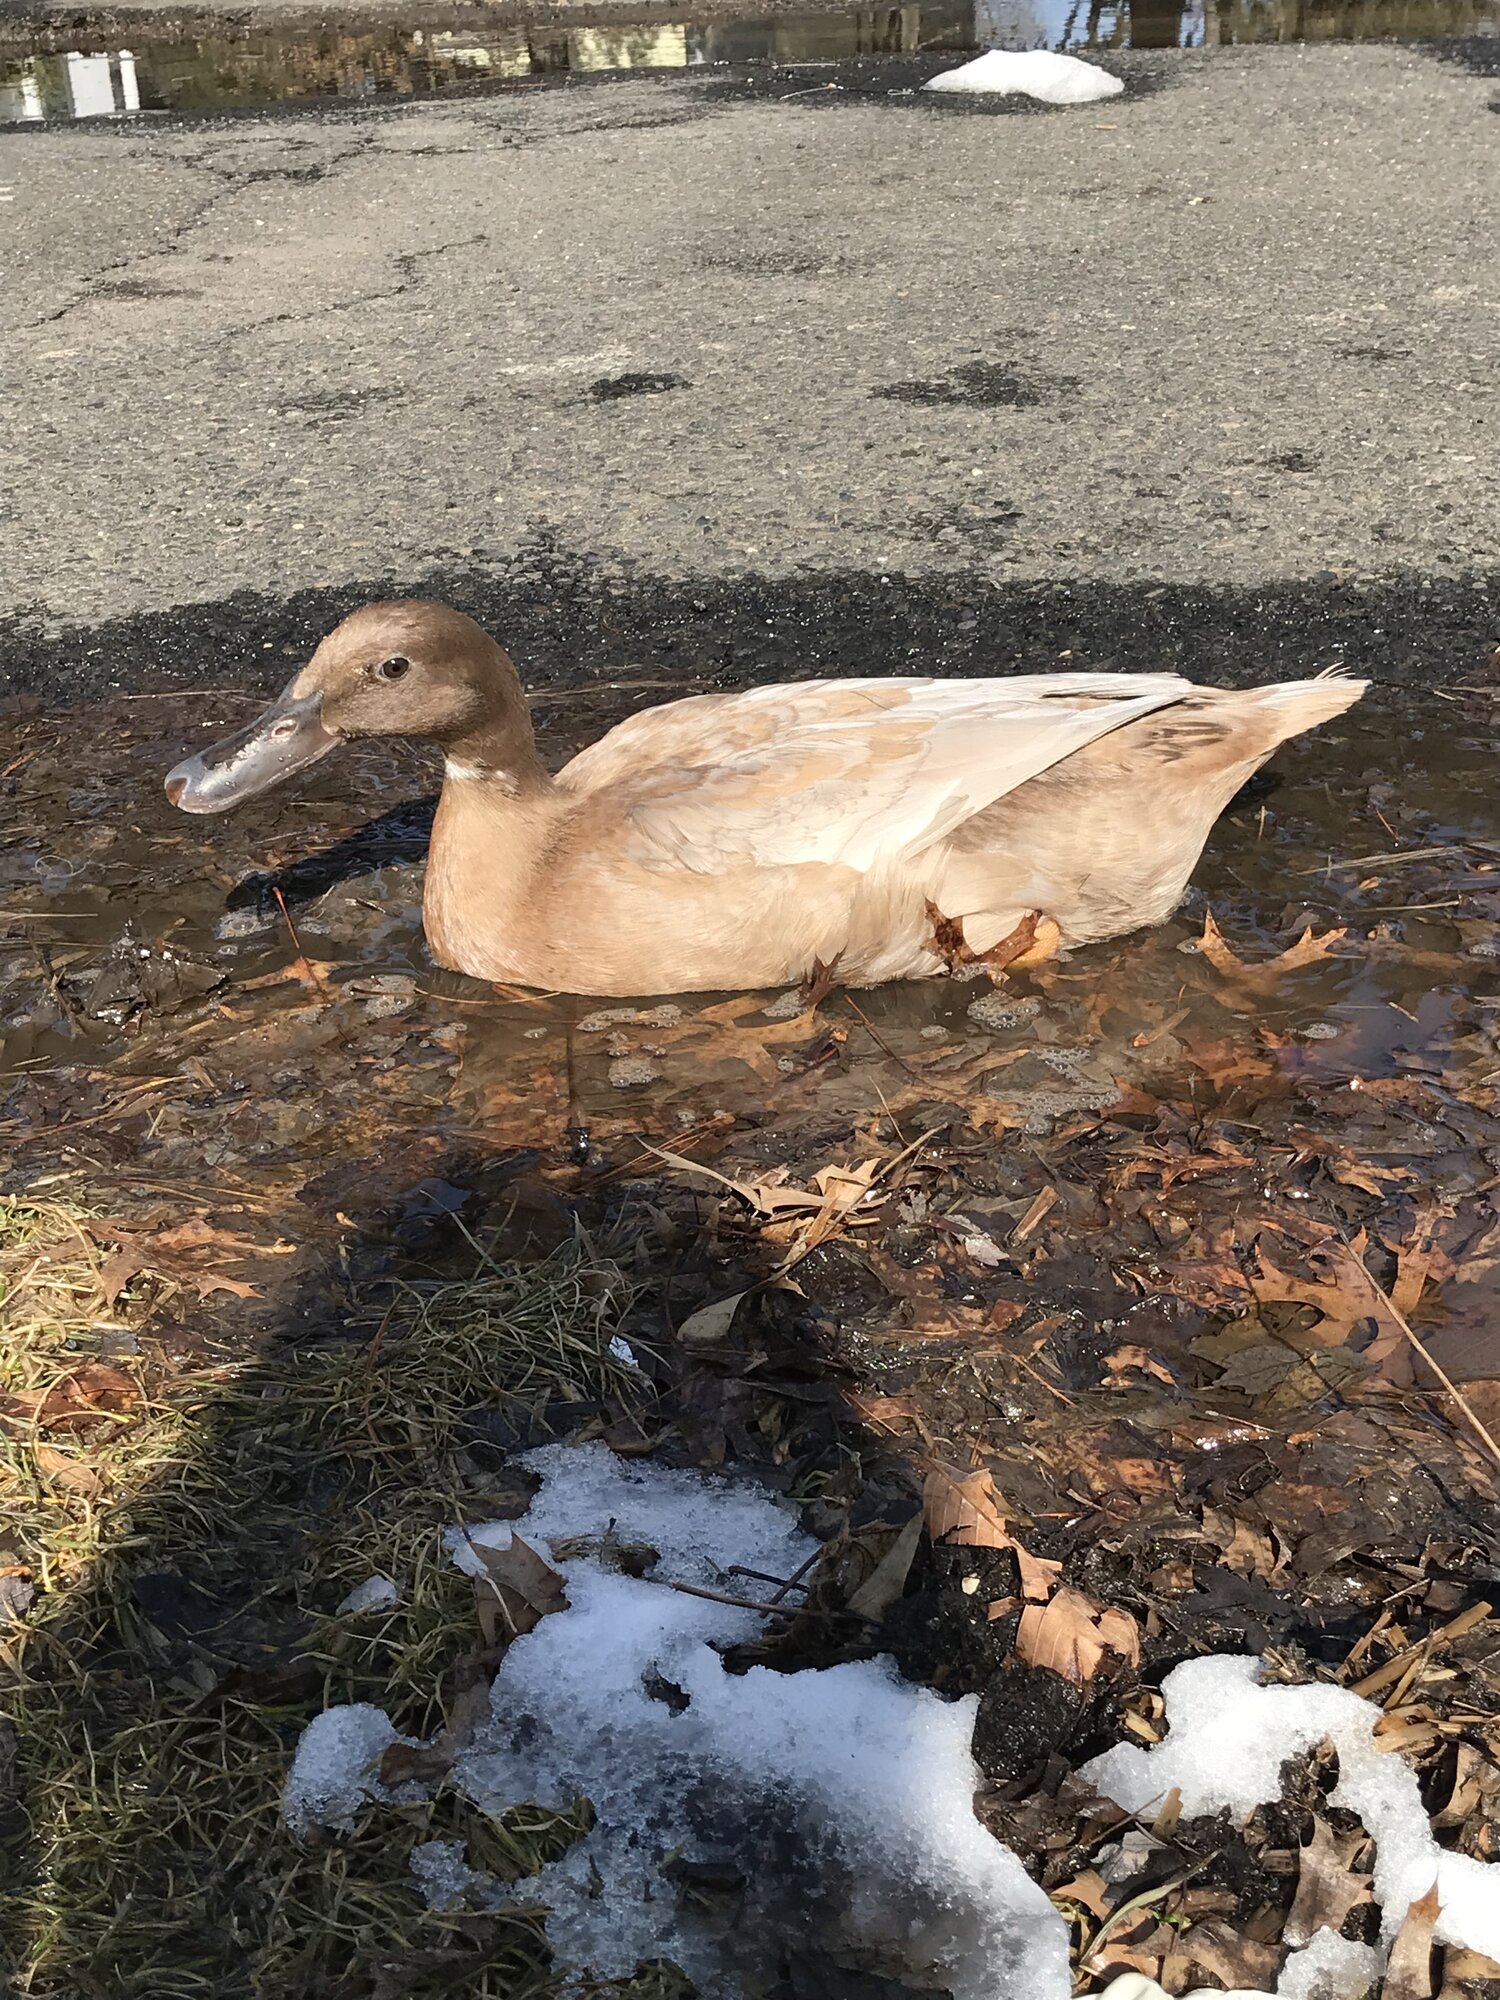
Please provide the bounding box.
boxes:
[165,600,1365,996]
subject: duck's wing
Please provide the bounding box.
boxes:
[559,674,1194,874]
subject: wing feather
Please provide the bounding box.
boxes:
[558,674,1193,874]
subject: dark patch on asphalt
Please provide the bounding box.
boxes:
[92,277,202,300]
[1264,450,1320,472]
[3,542,1497,709]
[277,385,404,426]
[911,503,1025,552]
[873,362,1072,410]
[586,372,691,401]
[1415,35,1500,76]
[1338,344,1411,363]
[697,248,849,277]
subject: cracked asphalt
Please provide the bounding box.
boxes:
[1,39,1497,692]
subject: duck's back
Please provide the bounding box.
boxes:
[555,673,1196,876]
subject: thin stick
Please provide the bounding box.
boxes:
[1341,1245,1500,1475]
[271,888,332,1003]
[647,1575,849,1619]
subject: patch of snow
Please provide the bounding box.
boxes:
[1274,1928,1381,1999]
[335,1574,399,1615]
[453,1442,1069,1999]
[1084,1656,1500,1961]
[409,1838,488,1911]
[282,1703,411,1836]
[925,50,1125,104]
[288,1466,1490,1995]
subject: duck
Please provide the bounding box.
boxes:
[165,600,1366,997]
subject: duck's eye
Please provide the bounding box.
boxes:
[375,655,411,682]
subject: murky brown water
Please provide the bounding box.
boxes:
[4,673,1499,1387]
[2,0,1497,125]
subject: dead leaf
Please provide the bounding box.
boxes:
[93,1215,290,1305]
[4,1362,143,1435]
[32,1444,103,1497]
[466,1532,568,1649]
[1200,1506,1285,1583]
[1051,1868,1110,1918]
[378,1675,494,1788]
[1012,1186,1058,1243]
[845,1513,923,1621]
[1178,1922,1281,1993]
[1015,1586,1141,1684]
[240,954,338,994]
[1247,1241,1376,1347]
[1385,1883,1440,2000]
[677,1291,749,1343]
[1103,1345,1176,1389]
[1197,910,1349,990]
[922,1464,1061,1601]
[1284,1816,1372,1947]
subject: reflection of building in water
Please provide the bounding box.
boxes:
[704,2,972,60]
[0,48,139,121]
[568,25,691,69]
[417,28,533,78]
[0,63,46,121]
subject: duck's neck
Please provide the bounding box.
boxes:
[440,652,553,797]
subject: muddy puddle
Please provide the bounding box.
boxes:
[5,669,1500,1386]
[2,0,1497,123]
[6,650,1500,1995]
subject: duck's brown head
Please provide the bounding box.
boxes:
[165,600,532,814]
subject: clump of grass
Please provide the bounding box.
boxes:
[0,1203,660,2000]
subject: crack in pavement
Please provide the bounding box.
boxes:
[24,131,376,329]
[239,231,490,335]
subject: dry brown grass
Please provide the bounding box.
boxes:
[0,1200,661,1999]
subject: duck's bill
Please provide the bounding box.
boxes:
[164,686,339,815]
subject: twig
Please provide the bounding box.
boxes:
[271,888,332,1003]
[841,992,927,1085]
[646,1574,852,1620]
[1340,1243,1500,1475]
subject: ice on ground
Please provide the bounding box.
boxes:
[925,50,1125,103]
[451,1442,1070,1999]
[408,1838,491,1911]
[1274,1929,1382,1999]
[282,1703,411,1836]
[335,1573,399,1615]
[1084,1655,1500,1961]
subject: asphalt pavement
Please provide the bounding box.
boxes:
[1,38,1496,695]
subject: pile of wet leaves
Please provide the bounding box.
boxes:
[3,672,1500,1996]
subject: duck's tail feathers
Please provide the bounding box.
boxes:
[1249,671,1369,746]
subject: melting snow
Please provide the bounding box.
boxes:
[283,1452,1499,1996]
[1085,1655,1500,1962]
[925,50,1125,103]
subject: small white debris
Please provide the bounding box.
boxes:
[335,1574,399,1616]
[925,50,1125,104]
[608,1335,643,1371]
